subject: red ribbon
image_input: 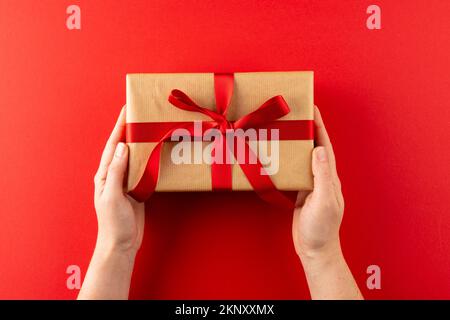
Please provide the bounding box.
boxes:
[126,73,314,209]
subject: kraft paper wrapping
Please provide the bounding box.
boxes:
[126,71,314,192]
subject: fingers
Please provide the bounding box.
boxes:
[94,106,127,188]
[104,142,129,195]
[311,147,336,204]
[314,106,335,164]
[314,106,342,194]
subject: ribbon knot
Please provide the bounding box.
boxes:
[168,88,236,133]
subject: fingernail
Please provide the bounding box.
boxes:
[316,147,327,162]
[115,143,126,158]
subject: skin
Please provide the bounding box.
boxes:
[78,105,362,300]
[292,106,363,300]
[78,107,144,300]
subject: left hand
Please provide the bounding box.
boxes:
[93,106,145,258]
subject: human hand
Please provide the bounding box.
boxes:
[292,106,362,300]
[292,105,344,260]
[79,106,144,299]
[93,106,145,259]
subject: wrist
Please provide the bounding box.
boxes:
[93,238,138,265]
[79,240,136,300]
[298,239,343,268]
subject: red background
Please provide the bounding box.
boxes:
[0,0,449,299]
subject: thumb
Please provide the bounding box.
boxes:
[104,142,129,194]
[311,146,334,202]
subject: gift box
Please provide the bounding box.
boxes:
[125,72,314,206]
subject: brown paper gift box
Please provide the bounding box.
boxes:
[126,71,314,192]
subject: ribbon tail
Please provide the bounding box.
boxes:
[128,123,198,202]
[233,135,295,210]
[128,141,162,202]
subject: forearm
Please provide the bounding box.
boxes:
[78,244,136,300]
[299,241,363,300]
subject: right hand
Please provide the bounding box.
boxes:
[292,105,345,260]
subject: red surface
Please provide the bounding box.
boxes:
[0,0,449,299]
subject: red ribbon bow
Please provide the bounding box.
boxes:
[126,73,314,209]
